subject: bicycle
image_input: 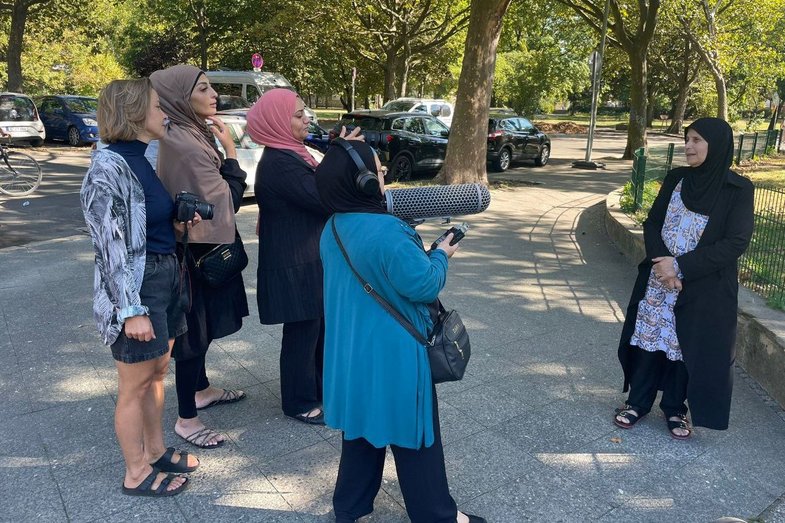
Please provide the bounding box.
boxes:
[0,135,42,197]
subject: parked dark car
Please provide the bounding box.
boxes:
[37,95,99,146]
[331,110,449,181]
[487,115,550,171]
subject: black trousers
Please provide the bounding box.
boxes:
[175,354,210,419]
[280,318,324,416]
[626,346,689,418]
[333,390,457,523]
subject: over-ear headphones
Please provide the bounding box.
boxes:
[333,138,381,196]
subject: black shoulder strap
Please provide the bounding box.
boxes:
[330,217,431,347]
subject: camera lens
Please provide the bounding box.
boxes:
[196,201,214,220]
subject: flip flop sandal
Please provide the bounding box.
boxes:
[613,404,643,429]
[197,388,247,410]
[667,414,692,440]
[122,467,189,497]
[150,447,199,473]
[179,427,226,449]
[287,409,325,426]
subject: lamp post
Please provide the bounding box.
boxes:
[573,0,610,170]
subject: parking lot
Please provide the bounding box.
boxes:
[0,131,677,250]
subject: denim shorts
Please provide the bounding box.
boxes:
[111,253,188,364]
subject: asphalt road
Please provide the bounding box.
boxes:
[0,131,678,249]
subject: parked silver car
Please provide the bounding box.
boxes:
[0,92,45,146]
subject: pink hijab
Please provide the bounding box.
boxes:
[246,88,318,168]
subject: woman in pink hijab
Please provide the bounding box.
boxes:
[246,89,358,424]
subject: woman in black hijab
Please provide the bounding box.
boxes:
[614,117,754,438]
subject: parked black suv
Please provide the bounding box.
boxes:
[332,111,449,181]
[487,114,550,171]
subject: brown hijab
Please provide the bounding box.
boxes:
[150,64,236,244]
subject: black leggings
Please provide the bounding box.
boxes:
[280,318,324,416]
[333,389,457,523]
[175,354,210,419]
[626,346,689,418]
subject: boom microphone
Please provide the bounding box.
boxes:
[384,183,491,221]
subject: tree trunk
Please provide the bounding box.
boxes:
[667,86,690,134]
[623,47,648,159]
[769,101,783,131]
[646,87,657,128]
[6,2,30,92]
[199,29,208,70]
[713,73,728,121]
[439,0,513,184]
[383,50,397,103]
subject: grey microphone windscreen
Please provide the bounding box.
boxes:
[384,183,491,220]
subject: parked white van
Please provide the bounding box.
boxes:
[381,97,454,127]
[204,70,318,123]
[0,92,45,146]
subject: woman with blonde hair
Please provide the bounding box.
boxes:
[81,78,198,496]
[151,65,249,449]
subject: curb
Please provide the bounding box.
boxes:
[603,189,785,412]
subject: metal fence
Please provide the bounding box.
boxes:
[736,129,782,163]
[630,128,784,212]
[630,144,686,211]
[739,185,785,309]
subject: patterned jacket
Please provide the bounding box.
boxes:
[80,149,147,346]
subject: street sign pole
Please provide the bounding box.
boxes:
[573,0,610,170]
[351,67,356,112]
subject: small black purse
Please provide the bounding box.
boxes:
[193,232,248,287]
[331,218,470,383]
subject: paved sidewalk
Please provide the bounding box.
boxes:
[2,159,785,522]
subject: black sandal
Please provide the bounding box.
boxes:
[613,404,643,429]
[667,414,692,440]
[121,467,189,497]
[287,408,325,426]
[150,447,199,473]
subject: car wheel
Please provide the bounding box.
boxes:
[391,153,414,181]
[492,147,511,172]
[30,138,44,147]
[67,126,82,146]
[535,145,550,167]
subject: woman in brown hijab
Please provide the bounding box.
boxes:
[151,65,249,449]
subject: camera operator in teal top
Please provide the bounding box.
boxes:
[316,141,486,523]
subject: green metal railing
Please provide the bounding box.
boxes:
[740,185,785,310]
[630,129,783,212]
[736,129,781,163]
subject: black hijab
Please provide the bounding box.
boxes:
[316,141,387,215]
[679,117,734,215]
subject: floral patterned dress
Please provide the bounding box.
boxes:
[630,181,709,361]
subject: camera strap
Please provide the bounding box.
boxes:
[178,226,192,312]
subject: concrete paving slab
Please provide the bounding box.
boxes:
[3,149,785,521]
[0,458,68,522]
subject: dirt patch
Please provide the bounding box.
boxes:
[534,121,588,134]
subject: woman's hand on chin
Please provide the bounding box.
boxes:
[206,116,237,158]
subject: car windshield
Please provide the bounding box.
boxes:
[382,100,416,112]
[217,95,251,111]
[65,98,98,113]
[0,95,36,121]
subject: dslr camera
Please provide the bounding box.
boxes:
[175,191,214,222]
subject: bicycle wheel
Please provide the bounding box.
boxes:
[0,151,42,196]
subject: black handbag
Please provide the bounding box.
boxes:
[193,232,248,287]
[331,218,470,383]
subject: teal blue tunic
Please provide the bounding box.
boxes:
[321,213,449,449]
